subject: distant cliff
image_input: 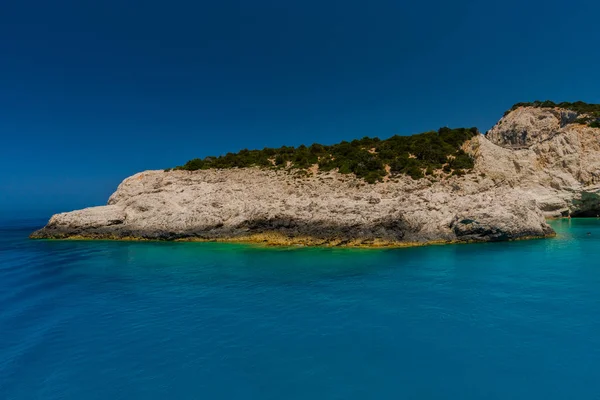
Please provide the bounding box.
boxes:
[31,102,600,246]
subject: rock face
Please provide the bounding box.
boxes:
[30,168,553,245]
[486,107,579,148]
[31,105,600,246]
[480,106,600,218]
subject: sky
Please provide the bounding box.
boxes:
[1,0,599,215]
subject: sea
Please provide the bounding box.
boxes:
[1,217,600,399]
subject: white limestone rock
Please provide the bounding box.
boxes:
[31,105,600,246]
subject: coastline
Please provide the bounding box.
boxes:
[29,229,556,249]
[29,104,600,248]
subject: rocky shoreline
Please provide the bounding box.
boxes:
[31,105,600,247]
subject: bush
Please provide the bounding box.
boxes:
[405,166,423,180]
[274,154,287,166]
[449,150,475,170]
[181,158,205,171]
[364,171,384,184]
[173,127,478,182]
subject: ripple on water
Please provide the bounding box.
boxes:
[1,219,600,399]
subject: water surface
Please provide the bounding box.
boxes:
[1,218,599,399]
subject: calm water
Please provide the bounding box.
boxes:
[1,218,600,399]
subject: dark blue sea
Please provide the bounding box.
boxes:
[1,218,600,399]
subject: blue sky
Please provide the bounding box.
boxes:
[1,0,599,215]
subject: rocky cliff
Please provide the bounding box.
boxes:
[483,106,600,217]
[31,104,600,246]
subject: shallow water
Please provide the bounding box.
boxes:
[1,218,600,399]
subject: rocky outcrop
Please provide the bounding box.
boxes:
[30,168,552,246]
[478,106,600,218]
[31,105,600,247]
[486,107,579,148]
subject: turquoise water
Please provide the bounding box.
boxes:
[1,218,600,399]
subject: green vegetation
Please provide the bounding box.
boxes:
[506,100,600,127]
[172,127,479,183]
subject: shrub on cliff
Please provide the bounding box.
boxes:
[174,127,478,182]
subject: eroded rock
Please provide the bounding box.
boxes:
[31,105,600,246]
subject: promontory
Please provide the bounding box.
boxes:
[31,101,600,247]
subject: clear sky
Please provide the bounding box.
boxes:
[1,0,599,215]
